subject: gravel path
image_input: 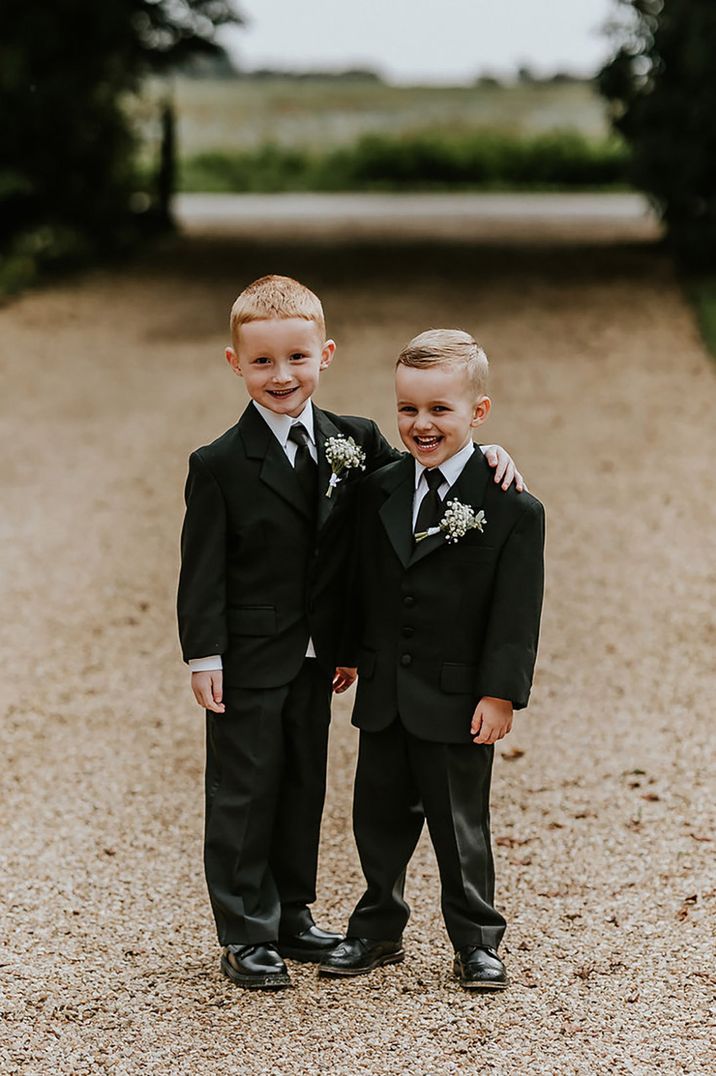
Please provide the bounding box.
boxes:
[1,233,714,1074]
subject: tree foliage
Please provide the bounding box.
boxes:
[598,0,716,266]
[0,1,240,271]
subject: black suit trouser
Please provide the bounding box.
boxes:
[203,659,333,945]
[348,719,507,950]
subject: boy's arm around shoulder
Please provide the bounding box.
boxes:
[177,449,228,663]
[366,420,402,471]
[336,415,401,473]
[476,492,545,710]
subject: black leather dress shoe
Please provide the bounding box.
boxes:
[220,943,291,989]
[318,936,404,977]
[278,924,344,963]
[453,945,508,990]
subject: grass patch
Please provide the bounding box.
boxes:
[0,209,169,300]
[179,130,630,193]
[154,76,610,156]
[0,226,94,297]
[686,277,716,359]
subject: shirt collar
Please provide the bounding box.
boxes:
[414,439,475,490]
[252,399,315,446]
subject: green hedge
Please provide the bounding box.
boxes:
[686,277,716,359]
[0,225,95,295]
[180,130,630,193]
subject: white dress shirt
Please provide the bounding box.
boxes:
[412,440,477,528]
[188,399,318,673]
[252,399,318,464]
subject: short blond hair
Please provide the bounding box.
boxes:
[230,275,326,349]
[397,329,489,398]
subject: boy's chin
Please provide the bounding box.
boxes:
[406,440,448,467]
[258,389,309,416]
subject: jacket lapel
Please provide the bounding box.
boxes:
[409,526,447,566]
[378,456,416,569]
[238,403,313,520]
[313,406,343,531]
[409,445,491,567]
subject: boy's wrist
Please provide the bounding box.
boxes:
[189,655,223,672]
[481,696,513,712]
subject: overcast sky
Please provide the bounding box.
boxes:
[222,0,618,84]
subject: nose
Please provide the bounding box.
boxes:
[272,365,292,384]
[414,412,434,431]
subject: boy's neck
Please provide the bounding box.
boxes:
[252,398,313,426]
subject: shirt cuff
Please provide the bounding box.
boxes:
[188,655,223,672]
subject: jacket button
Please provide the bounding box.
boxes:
[403,596,415,608]
[402,626,414,638]
[400,654,412,667]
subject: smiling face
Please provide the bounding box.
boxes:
[226,317,335,417]
[395,362,491,468]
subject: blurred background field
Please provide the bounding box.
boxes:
[5,1,715,298]
[136,75,626,193]
[161,74,610,152]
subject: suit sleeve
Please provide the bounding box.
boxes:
[476,498,545,709]
[333,477,365,668]
[366,421,402,472]
[177,451,228,663]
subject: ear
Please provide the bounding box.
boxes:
[320,339,336,370]
[470,395,491,428]
[226,346,243,378]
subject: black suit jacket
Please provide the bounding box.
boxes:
[351,449,545,743]
[177,402,398,689]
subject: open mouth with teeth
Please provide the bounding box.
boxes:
[268,386,298,399]
[414,434,443,453]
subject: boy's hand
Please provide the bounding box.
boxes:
[191,670,225,714]
[471,697,513,744]
[482,445,526,493]
[333,667,357,694]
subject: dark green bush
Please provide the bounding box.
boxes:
[599,0,716,268]
[686,277,716,358]
[182,145,319,192]
[1,1,240,292]
[180,130,630,193]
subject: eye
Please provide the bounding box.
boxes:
[290,352,306,362]
[432,406,449,413]
[253,356,271,365]
[398,405,417,414]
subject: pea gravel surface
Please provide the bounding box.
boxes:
[1,228,714,1075]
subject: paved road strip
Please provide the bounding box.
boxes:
[175,191,654,225]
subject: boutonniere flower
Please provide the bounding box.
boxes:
[415,499,487,544]
[324,435,366,497]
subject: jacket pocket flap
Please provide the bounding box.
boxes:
[440,662,477,694]
[451,544,499,561]
[228,606,277,636]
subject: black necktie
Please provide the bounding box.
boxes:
[414,468,445,537]
[288,423,318,508]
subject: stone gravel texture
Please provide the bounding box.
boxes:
[1,232,714,1075]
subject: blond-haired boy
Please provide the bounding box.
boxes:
[320,329,544,990]
[178,283,522,989]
